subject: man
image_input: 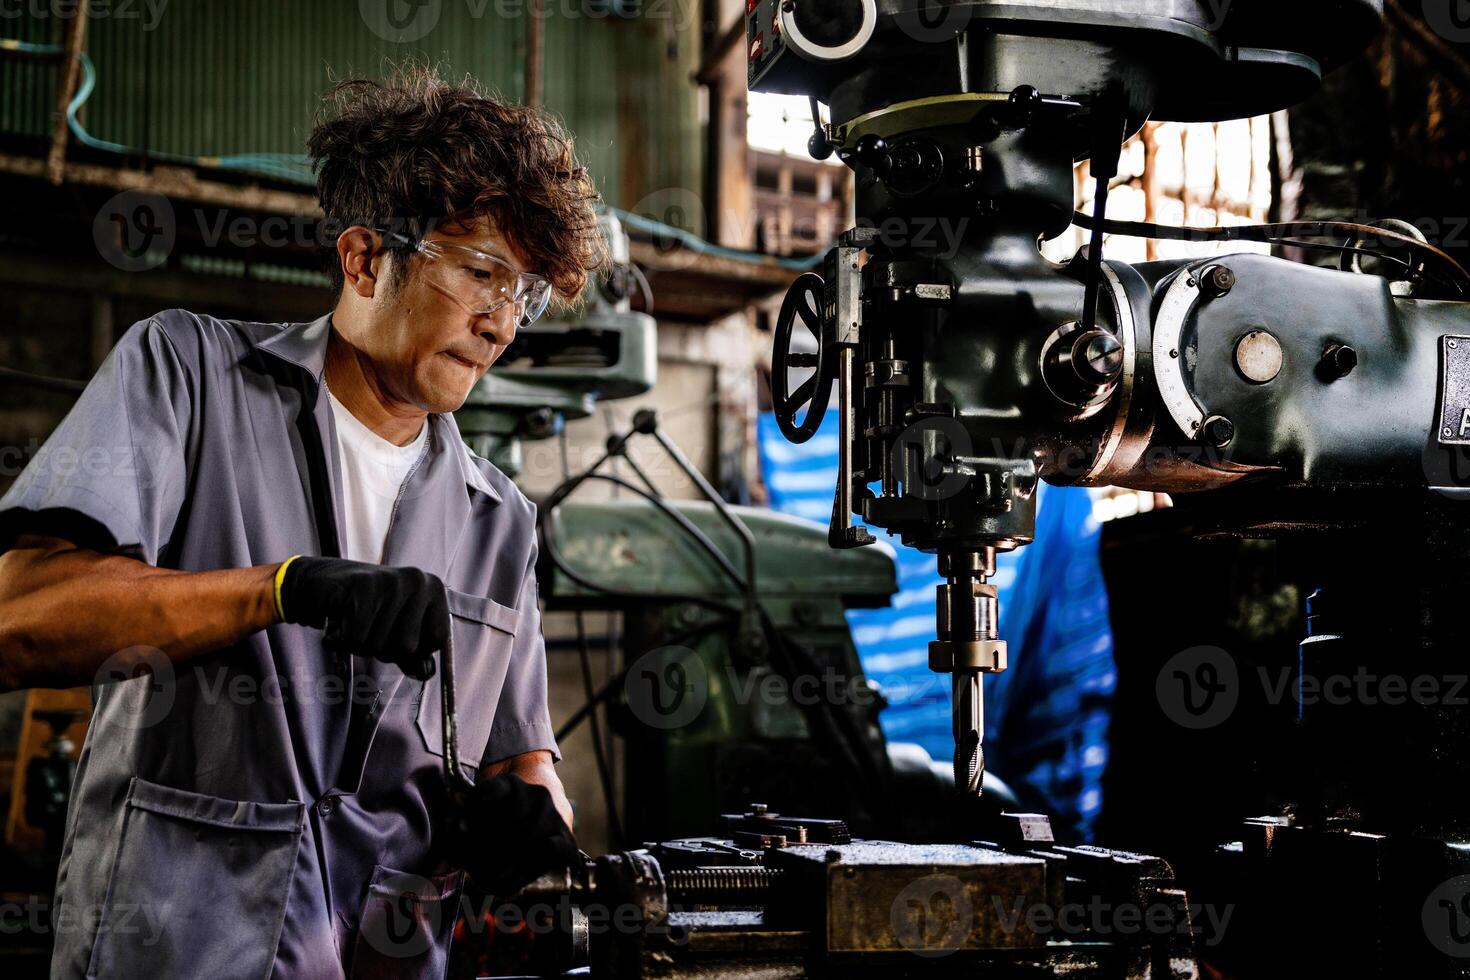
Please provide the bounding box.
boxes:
[0,67,603,978]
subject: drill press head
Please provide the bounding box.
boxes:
[755,1,1383,794]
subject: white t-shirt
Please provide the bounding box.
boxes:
[325,387,429,564]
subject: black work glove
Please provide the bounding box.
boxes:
[278,556,449,681]
[445,774,580,897]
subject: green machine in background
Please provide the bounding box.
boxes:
[457,214,978,846]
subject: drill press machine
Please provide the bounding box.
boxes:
[752,0,1470,801]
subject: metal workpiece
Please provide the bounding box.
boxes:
[513,809,1198,978]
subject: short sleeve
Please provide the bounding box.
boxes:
[0,316,192,565]
[480,540,560,765]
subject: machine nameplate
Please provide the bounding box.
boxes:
[1438,336,1470,445]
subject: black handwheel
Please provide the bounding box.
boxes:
[772,272,834,443]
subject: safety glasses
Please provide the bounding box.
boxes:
[413,239,554,327]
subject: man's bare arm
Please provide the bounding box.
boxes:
[0,535,280,692]
[481,749,573,831]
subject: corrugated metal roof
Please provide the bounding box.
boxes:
[0,0,701,210]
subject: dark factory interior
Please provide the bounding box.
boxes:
[2,1,1470,978]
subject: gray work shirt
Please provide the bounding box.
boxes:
[0,310,558,980]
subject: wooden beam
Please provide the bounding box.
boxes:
[526,0,545,107]
[0,153,320,215]
[628,238,796,288]
[47,6,90,184]
[0,249,330,318]
[694,15,745,85]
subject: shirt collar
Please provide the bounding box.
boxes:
[433,412,504,504]
[253,313,333,380]
[255,314,502,505]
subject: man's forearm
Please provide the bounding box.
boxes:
[483,750,573,831]
[0,535,280,691]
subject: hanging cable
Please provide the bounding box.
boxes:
[540,418,903,835]
[556,428,626,848]
[1074,211,1470,293]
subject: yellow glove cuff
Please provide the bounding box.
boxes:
[273,555,302,622]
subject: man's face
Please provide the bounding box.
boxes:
[356,216,538,414]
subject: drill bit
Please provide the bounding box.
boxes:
[933,547,1005,797]
[953,671,984,795]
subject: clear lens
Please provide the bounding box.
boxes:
[418,240,553,324]
[519,279,553,324]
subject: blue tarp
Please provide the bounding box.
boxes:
[757,411,1116,840]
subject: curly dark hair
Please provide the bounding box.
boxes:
[307,64,605,304]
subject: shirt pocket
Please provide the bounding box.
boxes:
[415,588,522,774]
[348,864,465,980]
[85,776,305,980]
